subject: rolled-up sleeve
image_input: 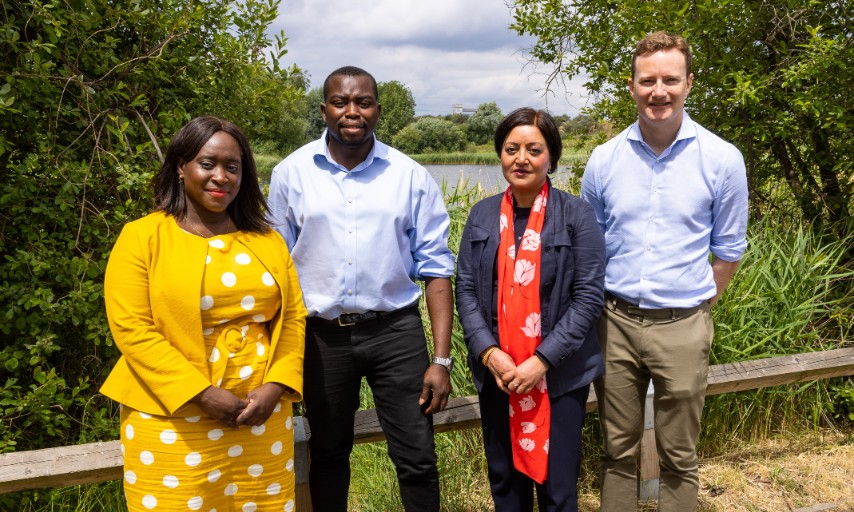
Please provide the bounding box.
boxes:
[709,146,749,262]
[410,170,455,279]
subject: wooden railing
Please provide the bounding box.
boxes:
[1,347,853,510]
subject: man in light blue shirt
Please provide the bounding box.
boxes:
[268,66,455,512]
[581,32,748,510]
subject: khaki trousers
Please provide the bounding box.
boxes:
[594,296,713,512]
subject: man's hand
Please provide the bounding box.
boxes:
[191,386,247,429]
[236,383,287,427]
[419,364,451,414]
[422,276,454,413]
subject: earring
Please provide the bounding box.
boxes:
[179,175,184,185]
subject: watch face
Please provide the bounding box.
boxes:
[434,356,454,372]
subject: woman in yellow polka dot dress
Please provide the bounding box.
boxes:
[101,116,306,511]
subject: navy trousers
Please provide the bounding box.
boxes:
[479,376,589,512]
[303,306,440,512]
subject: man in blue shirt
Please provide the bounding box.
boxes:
[581,32,748,510]
[268,66,455,511]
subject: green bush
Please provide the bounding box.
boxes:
[0,0,307,462]
[392,117,467,154]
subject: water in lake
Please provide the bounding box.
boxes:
[425,164,578,194]
[424,164,505,193]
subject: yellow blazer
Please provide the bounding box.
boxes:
[100,211,306,416]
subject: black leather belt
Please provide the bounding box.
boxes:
[310,304,419,327]
[606,293,708,320]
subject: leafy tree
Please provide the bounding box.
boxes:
[561,114,599,137]
[392,117,467,154]
[304,86,327,140]
[376,80,416,143]
[511,0,853,225]
[467,101,504,145]
[0,0,305,464]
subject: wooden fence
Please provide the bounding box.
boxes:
[1,347,853,510]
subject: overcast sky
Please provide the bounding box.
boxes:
[270,0,590,117]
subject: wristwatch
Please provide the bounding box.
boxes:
[432,356,454,373]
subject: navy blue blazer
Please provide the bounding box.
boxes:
[455,182,606,397]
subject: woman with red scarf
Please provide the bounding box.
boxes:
[456,108,605,511]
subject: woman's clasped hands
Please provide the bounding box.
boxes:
[191,382,287,428]
[483,348,548,396]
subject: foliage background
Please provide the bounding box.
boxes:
[512,0,853,226]
[0,0,308,468]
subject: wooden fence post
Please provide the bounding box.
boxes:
[293,416,312,512]
[639,382,660,500]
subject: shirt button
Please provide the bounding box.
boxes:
[347,289,353,295]
[348,259,353,265]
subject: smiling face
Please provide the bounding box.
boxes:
[321,74,381,152]
[629,48,693,133]
[178,131,242,221]
[500,124,551,207]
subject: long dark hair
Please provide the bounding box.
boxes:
[152,116,270,233]
[493,108,562,173]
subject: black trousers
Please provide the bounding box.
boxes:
[479,376,589,512]
[303,306,440,512]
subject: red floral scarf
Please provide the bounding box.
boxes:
[496,182,550,483]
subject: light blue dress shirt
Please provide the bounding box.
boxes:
[267,131,455,320]
[581,113,748,309]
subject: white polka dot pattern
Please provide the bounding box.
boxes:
[185,452,202,467]
[271,441,282,455]
[188,496,203,510]
[221,272,237,287]
[163,474,179,488]
[261,272,275,286]
[142,494,157,509]
[118,235,295,509]
[160,429,177,444]
[140,451,154,465]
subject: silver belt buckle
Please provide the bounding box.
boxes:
[337,314,356,327]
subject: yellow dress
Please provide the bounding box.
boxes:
[120,233,296,512]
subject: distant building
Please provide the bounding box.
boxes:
[452,104,477,115]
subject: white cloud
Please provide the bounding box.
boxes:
[270,0,590,116]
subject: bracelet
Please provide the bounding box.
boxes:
[481,346,498,365]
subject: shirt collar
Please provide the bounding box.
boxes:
[627,111,698,156]
[312,129,390,173]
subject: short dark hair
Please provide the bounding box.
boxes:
[322,66,378,100]
[493,108,562,173]
[152,116,270,233]
[632,31,692,78]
